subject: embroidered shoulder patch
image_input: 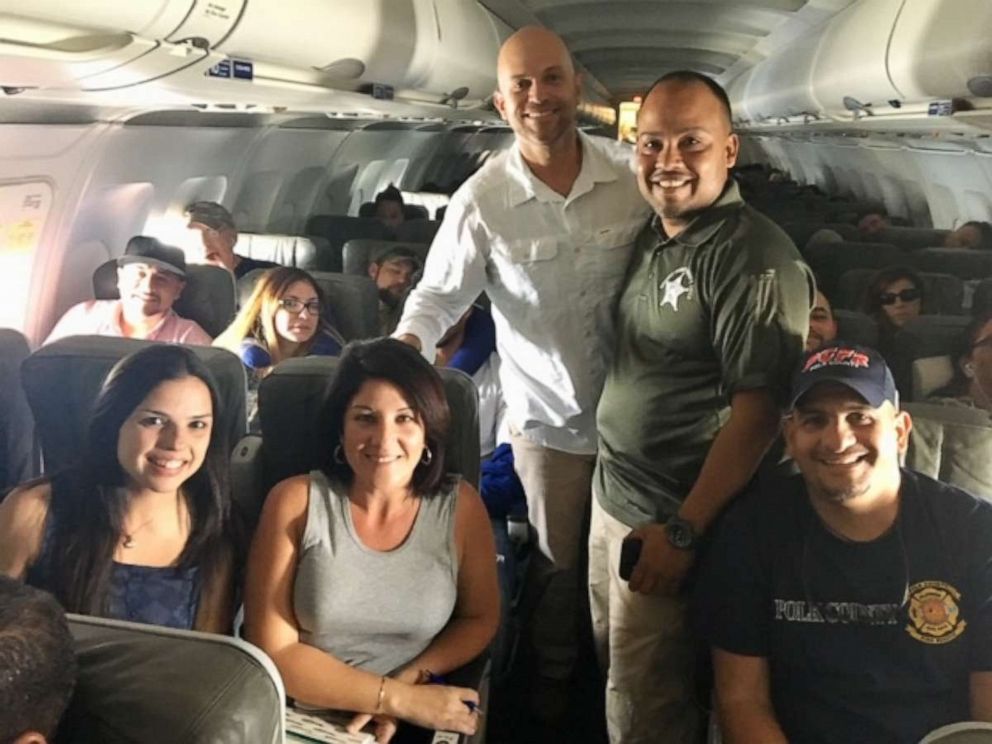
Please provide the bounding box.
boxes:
[906,581,966,644]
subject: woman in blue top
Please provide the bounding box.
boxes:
[0,345,236,632]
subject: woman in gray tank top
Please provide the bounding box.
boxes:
[245,339,499,742]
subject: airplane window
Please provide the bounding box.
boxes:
[0,180,52,331]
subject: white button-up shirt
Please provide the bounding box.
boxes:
[396,132,649,454]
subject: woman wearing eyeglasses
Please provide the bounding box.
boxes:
[215,267,345,428]
[930,310,992,411]
[863,266,925,333]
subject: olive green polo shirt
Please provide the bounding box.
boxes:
[595,181,813,526]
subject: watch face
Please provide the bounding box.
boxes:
[666,518,695,549]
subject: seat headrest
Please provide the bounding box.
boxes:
[911,355,955,401]
[258,356,479,491]
[237,269,380,342]
[234,233,319,271]
[342,239,430,276]
[904,402,992,501]
[0,328,37,491]
[837,269,964,315]
[304,216,395,273]
[21,336,247,474]
[833,310,879,348]
[92,261,236,338]
[395,219,441,245]
[403,204,429,220]
[67,615,284,744]
[874,226,950,250]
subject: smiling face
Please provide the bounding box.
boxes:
[116,376,213,497]
[785,383,910,506]
[806,290,839,352]
[635,79,739,236]
[342,379,427,492]
[878,276,922,328]
[273,279,321,346]
[116,262,185,320]
[494,27,581,154]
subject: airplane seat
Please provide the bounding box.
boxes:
[912,355,955,400]
[972,278,992,317]
[0,329,38,496]
[903,402,992,502]
[401,191,451,221]
[358,201,375,217]
[918,722,992,743]
[436,205,448,223]
[92,261,236,338]
[833,309,879,347]
[404,203,430,220]
[234,232,321,271]
[907,248,992,281]
[63,614,284,744]
[395,219,441,244]
[874,226,951,250]
[237,268,380,343]
[305,215,394,273]
[782,220,857,249]
[20,336,247,476]
[837,269,965,315]
[342,239,430,276]
[886,315,972,399]
[807,242,907,300]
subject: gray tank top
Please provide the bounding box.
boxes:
[294,470,459,676]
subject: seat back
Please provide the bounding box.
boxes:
[93,261,236,338]
[342,239,430,276]
[837,269,965,315]
[65,614,284,744]
[234,233,324,271]
[912,355,956,400]
[21,336,247,475]
[401,191,451,220]
[258,356,479,494]
[887,315,972,398]
[805,241,907,298]
[919,722,992,743]
[394,219,441,245]
[305,215,393,273]
[0,329,37,493]
[907,248,992,280]
[237,269,380,342]
[969,278,992,317]
[833,310,879,347]
[874,226,950,250]
[904,402,992,501]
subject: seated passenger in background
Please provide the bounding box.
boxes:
[806,289,839,352]
[245,338,499,743]
[944,220,992,251]
[696,343,992,743]
[862,266,924,347]
[0,576,76,744]
[184,201,278,279]
[930,310,992,411]
[0,346,237,632]
[214,267,344,429]
[369,247,420,335]
[373,185,406,229]
[857,212,890,238]
[45,237,211,346]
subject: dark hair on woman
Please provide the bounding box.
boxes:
[936,309,992,397]
[862,265,925,325]
[319,338,450,495]
[961,220,992,251]
[374,184,404,207]
[46,345,232,625]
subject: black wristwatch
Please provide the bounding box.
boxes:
[665,515,699,551]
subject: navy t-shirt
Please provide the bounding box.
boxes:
[695,470,992,743]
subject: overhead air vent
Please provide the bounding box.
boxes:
[318,57,366,80]
[967,75,992,98]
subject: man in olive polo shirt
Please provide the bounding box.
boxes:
[588,71,814,743]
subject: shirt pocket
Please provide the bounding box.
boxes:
[592,221,643,250]
[507,238,559,263]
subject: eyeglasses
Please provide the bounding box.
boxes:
[278,298,321,315]
[878,288,921,305]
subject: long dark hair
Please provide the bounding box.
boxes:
[319,338,449,495]
[46,345,232,623]
[862,265,925,329]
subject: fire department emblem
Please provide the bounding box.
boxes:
[906,581,966,644]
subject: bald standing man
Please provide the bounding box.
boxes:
[590,72,813,742]
[395,26,648,722]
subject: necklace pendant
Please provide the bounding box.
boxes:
[122,535,135,549]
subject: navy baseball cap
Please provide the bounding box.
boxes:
[789,342,898,410]
[118,236,186,277]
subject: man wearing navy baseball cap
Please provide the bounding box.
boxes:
[695,343,992,743]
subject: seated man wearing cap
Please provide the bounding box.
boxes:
[696,343,992,743]
[45,237,212,345]
[185,201,277,279]
[368,246,420,335]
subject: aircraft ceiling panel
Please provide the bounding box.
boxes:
[478,0,857,103]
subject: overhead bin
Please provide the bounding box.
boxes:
[730,0,992,127]
[0,0,505,111]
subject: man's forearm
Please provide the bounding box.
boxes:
[719,701,789,744]
[678,389,780,533]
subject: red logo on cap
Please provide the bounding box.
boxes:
[803,347,871,373]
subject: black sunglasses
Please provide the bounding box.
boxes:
[878,287,921,305]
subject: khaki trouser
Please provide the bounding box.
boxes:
[510,431,595,683]
[588,497,702,744]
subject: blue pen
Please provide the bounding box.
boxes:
[423,671,483,715]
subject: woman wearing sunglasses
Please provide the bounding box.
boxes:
[863,265,925,334]
[215,267,345,428]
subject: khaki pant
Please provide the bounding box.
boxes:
[588,497,701,744]
[510,431,595,683]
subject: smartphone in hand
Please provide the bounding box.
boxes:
[619,537,643,581]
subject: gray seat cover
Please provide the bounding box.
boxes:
[904,402,992,502]
[234,232,322,270]
[342,239,430,277]
[0,328,37,493]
